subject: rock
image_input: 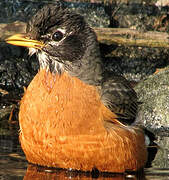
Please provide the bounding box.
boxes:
[152,136,169,168]
[0,49,38,92]
[134,67,169,168]
[135,67,169,135]
[64,2,110,27]
[0,1,109,27]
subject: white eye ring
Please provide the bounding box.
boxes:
[57,28,66,34]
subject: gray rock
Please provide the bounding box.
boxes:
[135,68,169,168]
[65,2,110,27]
[0,1,110,27]
[135,67,169,135]
[152,136,169,168]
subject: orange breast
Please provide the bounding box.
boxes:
[19,69,147,172]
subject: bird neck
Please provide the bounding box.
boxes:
[66,50,103,86]
[38,45,103,86]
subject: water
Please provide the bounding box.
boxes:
[0,148,169,179]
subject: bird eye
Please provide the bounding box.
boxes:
[52,31,63,41]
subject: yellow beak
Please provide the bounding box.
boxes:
[5,34,44,50]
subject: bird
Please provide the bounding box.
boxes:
[6,1,147,173]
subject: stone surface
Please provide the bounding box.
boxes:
[152,136,169,168]
[0,1,110,27]
[135,67,169,134]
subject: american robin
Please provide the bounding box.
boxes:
[6,2,147,173]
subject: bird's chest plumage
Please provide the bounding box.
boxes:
[19,69,106,140]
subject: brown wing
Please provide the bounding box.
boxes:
[101,73,138,124]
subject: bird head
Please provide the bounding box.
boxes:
[6,2,102,78]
